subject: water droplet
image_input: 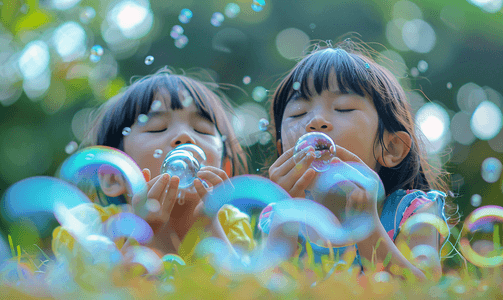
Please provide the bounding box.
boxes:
[211,12,224,27]
[145,55,154,65]
[292,82,301,90]
[151,100,162,111]
[80,7,96,24]
[252,86,267,102]
[410,67,419,77]
[138,114,149,124]
[153,149,163,158]
[225,3,240,18]
[170,25,184,39]
[175,35,189,49]
[251,0,266,12]
[470,194,482,207]
[481,157,502,183]
[417,60,428,72]
[365,63,370,69]
[179,8,193,24]
[309,23,316,30]
[91,45,104,56]
[256,168,260,172]
[85,153,95,160]
[65,141,78,154]
[122,127,131,136]
[447,82,453,89]
[258,118,269,131]
[243,76,251,85]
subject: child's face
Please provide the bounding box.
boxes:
[280,76,381,171]
[123,93,224,178]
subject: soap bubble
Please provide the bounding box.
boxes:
[211,12,224,27]
[447,82,453,89]
[252,0,266,12]
[293,132,336,172]
[162,254,186,277]
[243,76,251,85]
[471,194,482,207]
[123,246,163,275]
[80,234,123,266]
[410,67,419,77]
[178,8,193,24]
[151,99,162,111]
[138,114,149,124]
[175,35,189,49]
[122,127,131,136]
[80,7,96,24]
[56,146,149,218]
[417,60,429,72]
[481,157,502,183]
[65,141,78,154]
[225,3,240,18]
[160,144,207,190]
[258,118,269,131]
[90,54,101,63]
[459,205,503,267]
[103,212,153,244]
[293,81,301,90]
[144,55,154,65]
[170,25,184,39]
[252,86,267,102]
[91,45,103,56]
[153,149,163,158]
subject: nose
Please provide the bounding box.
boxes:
[305,114,333,133]
[170,131,196,148]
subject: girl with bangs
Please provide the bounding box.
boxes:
[261,40,459,281]
[54,67,255,258]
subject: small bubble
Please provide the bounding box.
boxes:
[243,76,251,85]
[182,96,193,107]
[80,7,96,24]
[138,114,149,124]
[256,168,259,172]
[365,63,370,69]
[470,194,482,207]
[179,8,193,24]
[410,67,419,77]
[20,4,28,14]
[175,35,189,49]
[481,157,503,183]
[122,127,131,136]
[225,3,241,18]
[85,153,95,160]
[259,132,271,145]
[170,25,184,39]
[417,60,428,73]
[91,45,104,56]
[222,135,227,142]
[292,82,301,90]
[447,82,453,89]
[151,100,162,111]
[146,198,160,213]
[251,0,266,12]
[252,86,267,102]
[90,54,101,63]
[65,141,78,154]
[145,55,154,65]
[154,149,163,158]
[211,12,224,27]
[309,23,316,30]
[258,118,269,131]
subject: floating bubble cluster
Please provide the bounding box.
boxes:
[178,9,193,24]
[481,157,502,183]
[144,55,154,65]
[211,12,225,27]
[252,86,267,102]
[294,132,336,172]
[258,118,269,131]
[65,141,78,154]
[160,144,207,193]
[252,0,266,12]
[225,3,241,18]
[170,25,184,39]
[90,45,103,63]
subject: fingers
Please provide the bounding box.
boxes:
[147,174,170,199]
[289,168,316,197]
[142,168,151,182]
[194,179,208,200]
[198,166,233,189]
[334,145,365,164]
[269,146,296,170]
[160,176,179,218]
[282,151,316,189]
[270,146,315,180]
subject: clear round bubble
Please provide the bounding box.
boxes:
[89,54,101,63]
[170,25,184,39]
[211,12,225,27]
[91,45,104,56]
[309,23,316,30]
[251,0,266,12]
[122,127,131,136]
[258,118,269,131]
[160,144,207,190]
[80,7,96,24]
[447,82,453,89]
[104,212,153,244]
[151,100,162,111]
[175,35,189,49]
[243,76,251,85]
[144,55,154,65]
[459,205,503,267]
[153,149,163,159]
[225,3,240,18]
[294,132,336,172]
[410,67,419,77]
[182,96,193,107]
[481,157,502,183]
[178,8,193,24]
[138,114,149,124]
[471,194,482,207]
[221,135,227,142]
[65,141,78,154]
[252,86,267,102]
[417,60,429,72]
[292,81,301,90]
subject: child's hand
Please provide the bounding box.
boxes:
[268,146,317,198]
[194,166,233,199]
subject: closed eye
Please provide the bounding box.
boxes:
[289,112,307,118]
[148,128,166,133]
[194,129,212,135]
[335,109,355,113]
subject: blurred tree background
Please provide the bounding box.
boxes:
[1,0,503,249]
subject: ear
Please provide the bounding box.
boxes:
[276,139,283,156]
[98,166,127,197]
[377,131,412,168]
[222,156,232,177]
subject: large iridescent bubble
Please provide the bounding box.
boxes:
[56,146,149,218]
[294,132,336,172]
[459,205,503,267]
[103,212,153,244]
